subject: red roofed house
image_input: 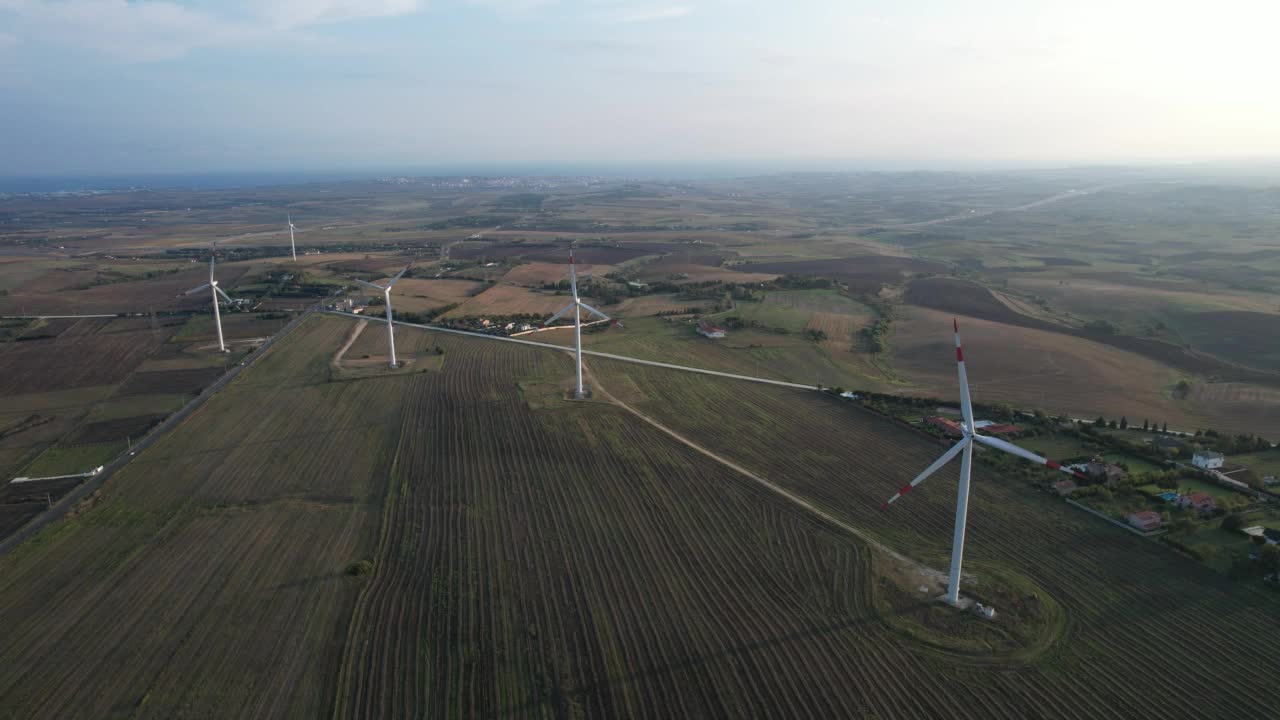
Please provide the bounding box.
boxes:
[1176,492,1215,513]
[1125,511,1162,532]
[925,416,964,437]
[981,424,1020,435]
[697,320,727,339]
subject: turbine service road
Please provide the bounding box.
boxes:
[323,311,816,392]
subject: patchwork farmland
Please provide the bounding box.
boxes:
[2,316,1279,718]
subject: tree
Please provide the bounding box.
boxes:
[1120,417,1128,429]
[1108,420,1118,429]
[1162,422,1168,433]
[1142,419,1149,431]
[1261,545,1280,574]
[1094,416,1106,427]
[1172,517,1197,535]
[1221,514,1244,532]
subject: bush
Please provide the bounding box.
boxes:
[347,559,375,577]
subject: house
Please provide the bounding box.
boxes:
[1052,479,1078,496]
[1266,528,1280,545]
[924,416,964,437]
[696,320,727,339]
[1126,511,1163,532]
[1084,459,1127,485]
[1192,450,1225,470]
[839,391,860,400]
[981,424,1020,435]
[1176,492,1215,513]
[1151,436,1184,451]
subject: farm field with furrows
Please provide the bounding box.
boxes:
[0,316,404,718]
[590,356,1280,718]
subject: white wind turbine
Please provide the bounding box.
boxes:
[182,254,233,353]
[352,267,409,368]
[882,319,1086,606]
[286,213,298,262]
[544,248,612,399]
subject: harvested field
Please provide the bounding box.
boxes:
[523,246,649,265]
[68,414,166,444]
[614,293,699,316]
[0,264,251,315]
[500,261,618,286]
[0,316,404,718]
[441,284,569,319]
[591,356,1280,719]
[904,277,1279,384]
[743,255,949,294]
[1174,310,1280,370]
[391,278,485,305]
[117,367,223,396]
[449,242,556,261]
[892,305,1187,427]
[0,330,165,395]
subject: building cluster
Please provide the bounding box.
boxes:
[696,320,727,339]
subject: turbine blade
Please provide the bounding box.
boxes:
[544,303,575,326]
[215,286,233,303]
[184,283,211,295]
[387,267,409,287]
[882,438,969,508]
[209,256,216,283]
[954,319,975,433]
[351,278,386,292]
[972,433,1087,479]
[578,301,610,321]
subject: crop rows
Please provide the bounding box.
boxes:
[334,327,1008,719]
[596,357,1280,718]
[0,316,404,718]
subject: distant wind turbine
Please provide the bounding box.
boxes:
[544,248,612,399]
[352,267,409,368]
[182,254,233,353]
[882,320,1086,607]
[287,213,297,262]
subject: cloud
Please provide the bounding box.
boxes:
[597,4,689,24]
[0,0,429,62]
[260,0,427,28]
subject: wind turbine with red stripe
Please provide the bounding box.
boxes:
[883,319,1086,606]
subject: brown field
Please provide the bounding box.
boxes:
[380,277,487,313]
[613,293,699,316]
[904,277,1278,384]
[744,255,948,294]
[0,331,165,395]
[500,261,618,286]
[441,284,569,318]
[0,263,252,315]
[891,305,1188,425]
[523,246,649,265]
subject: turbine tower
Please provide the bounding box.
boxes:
[352,267,409,368]
[287,213,298,262]
[182,254,233,353]
[882,320,1085,606]
[544,249,611,399]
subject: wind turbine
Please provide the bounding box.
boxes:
[182,254,233,353]
[882,320,1085,607]
[351,267,409,368]
[286,213,298,262]
[544,249,611,399]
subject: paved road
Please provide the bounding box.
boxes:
[884,184,1113,230]
[0,309,316,556]
[326,311,817,391]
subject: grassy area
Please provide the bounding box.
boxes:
[1232,448,1280,479]
[20,440,127,478]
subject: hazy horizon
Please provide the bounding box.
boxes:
[3,0,1278,176]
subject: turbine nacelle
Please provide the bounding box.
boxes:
[882,320,1085,605]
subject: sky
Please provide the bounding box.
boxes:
[1,0,1278,177]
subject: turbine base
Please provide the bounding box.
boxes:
[937,594,975,610]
